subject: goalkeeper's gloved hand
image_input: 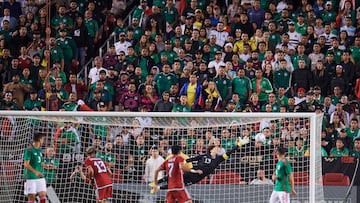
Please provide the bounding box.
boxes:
[237,136,250,147]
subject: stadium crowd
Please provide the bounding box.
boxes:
[2,0,360,197]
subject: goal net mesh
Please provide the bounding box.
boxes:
[0,112,324,203]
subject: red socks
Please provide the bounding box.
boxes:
[40,196,46,203]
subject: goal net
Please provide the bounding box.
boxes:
[0,111,324,203]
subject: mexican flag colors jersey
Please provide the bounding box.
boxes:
[23,145,43,179]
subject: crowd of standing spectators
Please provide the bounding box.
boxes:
[2,0,360,190]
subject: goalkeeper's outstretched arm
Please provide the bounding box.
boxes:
[222,136,250,160]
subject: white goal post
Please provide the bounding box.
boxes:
[0,111,324,203]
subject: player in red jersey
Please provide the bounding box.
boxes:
[154,145,201,203]
[84,146,113,203]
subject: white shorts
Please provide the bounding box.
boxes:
[269,190,290,203]
[24,178,47,195]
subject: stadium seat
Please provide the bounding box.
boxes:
[1,161,16,182]
[112,169,123,183]
[293,172,309,185]
[210,171,242,184]
[322,173,350,186]
[196,176,208,184]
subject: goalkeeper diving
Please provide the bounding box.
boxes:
[150,136,250,192]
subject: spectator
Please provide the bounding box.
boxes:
[88,56,107,85]
[11,26,32,57]
[67,1,82,23]
[179,73,201,110]
[55,122,80,154]
[23,89,41,110]
[153,91,173,112]
[154,63,177,95]
[247,0,265,30]
[119,83,140,111]
[350,138,360,157]
[288,137,306,156]
[97,142,116,169]
[251,69,273,105]
[3,73,31,107]
[273,59,291,93]
[329,138,349,157]
[345,118,359,140]
[18,46,33,70]
[63,73,88,101]
[140,84,158,111]
[72,15,88,69]
[261,93,279,112]
[123,155,139,183]
[330,102,350,127]
[84,10,99,58]
[172,94,191,112]
[291,59,314,93]
[144,146,164,183]
[249,169,273,185]
[338,128,353,150]
[295,91,319,112]
[60,92,92,112]
[43,147,59,186]
[255,127,271,145]
[51,5,73,32]
[0,9,18,30]
[0,91,19,110]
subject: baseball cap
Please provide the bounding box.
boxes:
[315,105,323,111]
[120,71,129,75]
[336,64,343,68]
[224,43,233,48]
[313,86,321,90]
[326,1,332,5]
[297,88,306,93]
[98,101,106,107]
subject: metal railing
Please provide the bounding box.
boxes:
[77,57,94,86]
[77,6,137,86]
[99,6,137,57]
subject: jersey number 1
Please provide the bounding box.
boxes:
[94,161,107,173]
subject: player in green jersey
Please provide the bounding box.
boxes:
[23,133,47,203]
[269,147,296,203]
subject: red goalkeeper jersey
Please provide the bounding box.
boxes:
[84,157,112,188]
[161,155,185,190]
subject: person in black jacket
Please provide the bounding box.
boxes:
[153,91,173,112]
[151,138,249,191]
[291,59,314,94]
[73,15,89,69]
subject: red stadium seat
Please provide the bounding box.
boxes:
[210,171,242,184]
[322,173,350,186]
[196,176,208,184]
[112,169,123,183]
[293,172,309,185]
